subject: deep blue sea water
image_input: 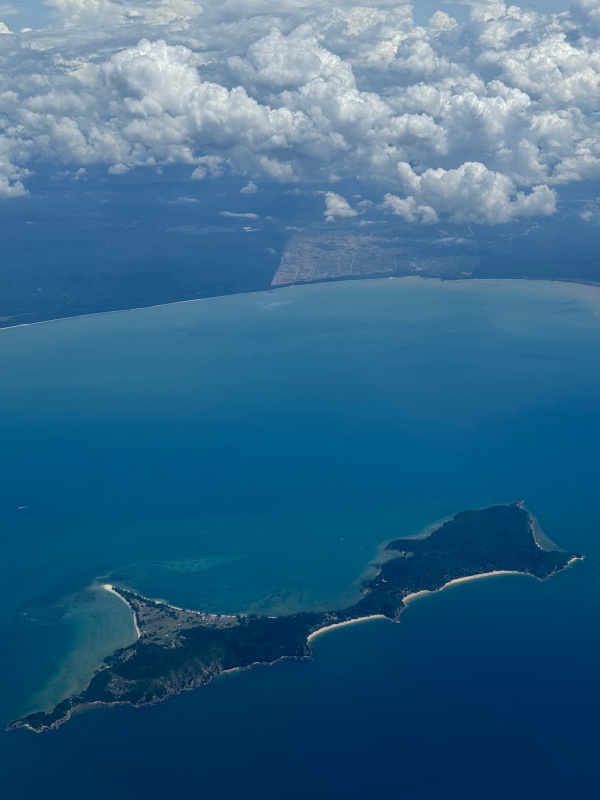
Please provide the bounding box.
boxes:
[0,278,599,798]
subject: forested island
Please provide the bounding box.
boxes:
[9,502,582,733]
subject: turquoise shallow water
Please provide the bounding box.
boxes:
[0,278,599,797]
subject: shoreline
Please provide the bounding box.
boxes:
[10,509,582,734]
[2,275,600,334]
[361,500,522,582]
[102,584,141,640]
[307,615,389,642]
[402,570,529,606]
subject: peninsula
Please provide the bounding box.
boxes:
[9,502,582,733]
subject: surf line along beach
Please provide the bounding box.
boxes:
[103,584,141,639]
[309,561,585,644]
[307,615,390,642]
[9,503,581,734]
[308,572,537,641]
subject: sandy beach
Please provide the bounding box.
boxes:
[307,615,389,643]
[305,569,539,643]
[102,584,141,639]
[403,570,527,605]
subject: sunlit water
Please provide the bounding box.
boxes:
[0,278,598,798]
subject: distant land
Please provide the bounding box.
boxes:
[271,230,478,286]
[9,502,582,733]
[2,169,600,330]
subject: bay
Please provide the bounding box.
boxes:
[0,278,598,797]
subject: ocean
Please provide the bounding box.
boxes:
[0,278,598,798]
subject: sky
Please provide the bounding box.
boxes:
[1,1,600,225]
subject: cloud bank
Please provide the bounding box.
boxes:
[0,1,599,223]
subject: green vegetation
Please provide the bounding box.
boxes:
[347,503,577,619]
[9,502,581,733]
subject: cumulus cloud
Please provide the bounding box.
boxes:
[323,191,358,221]
[108,163,130,174]
[386,161,557,224]
[240,180,258,193]
[571,0,600,36]
[0,1,599,223]
[382,194,438,224]
[0,173,27,198]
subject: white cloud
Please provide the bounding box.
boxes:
[219,210,259,218]
[0,1,598,223]
[190,156,226,180]
[46,0,204,30]
[241,181,258,193]
[228,25,333,91]
[389,161,557,224]
[324,191,358,221]
[169,195,199,204]
[382,193,438,224]
[571,0,600,36]
[0,174,27,198]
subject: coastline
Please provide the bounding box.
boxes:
[9,503,582,734]
[10,556,577,734]
[102,584,141,640]
[2,275,600,334]
[307,615,389,642]
[530,513,565,552]
[402,570,528,606]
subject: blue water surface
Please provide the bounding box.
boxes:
[0,278,598,798]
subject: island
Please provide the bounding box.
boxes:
[9,502,582,733]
